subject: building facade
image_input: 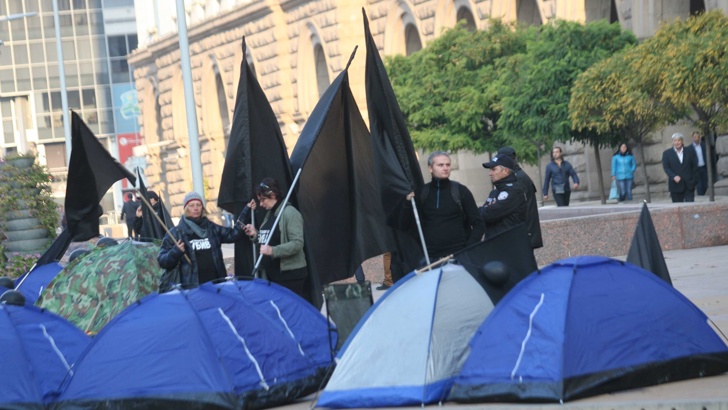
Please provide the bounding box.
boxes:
[129,0,728,218]
[0,0,140,215]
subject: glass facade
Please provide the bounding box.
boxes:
[0,0,137,169]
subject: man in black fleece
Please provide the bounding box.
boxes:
[403,151,484,261]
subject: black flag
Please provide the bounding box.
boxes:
[363,9,425,275]
[136,168,172,241]
[290,47,391,285]
[217,38,293,277]
[65,111,136,241]
[31,229,72,269]
[456,224,538,305]
[627,202,672,285]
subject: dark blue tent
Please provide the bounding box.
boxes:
[449,256,728,403]
[53,286,334,409]
[211,279,336,366]
[14,262,63,305]
[0,304,90,409]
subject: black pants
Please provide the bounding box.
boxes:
[554,191,571,207]
[697,166,708,195]
[126,222,136,238]
[670,190,695,203]
[274,268,308,300]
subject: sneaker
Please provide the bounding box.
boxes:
[376,283,391,291]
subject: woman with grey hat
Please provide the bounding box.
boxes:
[157,191,246,292]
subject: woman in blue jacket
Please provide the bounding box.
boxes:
[611,143,637,202]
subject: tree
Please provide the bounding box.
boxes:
[497,20,636,202]
[386,19,529,154]
[570,46,677,203]
[638,10,728,201]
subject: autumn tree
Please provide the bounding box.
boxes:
[636,10,728,201]
[570,47,677,203]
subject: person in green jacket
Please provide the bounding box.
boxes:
[242,177,308,299]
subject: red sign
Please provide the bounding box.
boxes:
[117,132,141,188]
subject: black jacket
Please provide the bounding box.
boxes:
[480,173,527,239]
[398,178,484,259]
[662,146,698,193]
[157,217,245,292]
[514,167,543,248]
[121,200,138,224]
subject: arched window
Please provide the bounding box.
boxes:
[314,44,329,98]
[610,0,619,23]
[456,6,476,31]
[690,0,706,15]
[404,24,422,56]
[215,71,230,137]
[517,0,542,26]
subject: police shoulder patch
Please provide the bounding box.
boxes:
[497,191,509,201]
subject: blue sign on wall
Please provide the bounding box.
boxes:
[112,83,140,134]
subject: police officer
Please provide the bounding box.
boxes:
[480,154,527,239]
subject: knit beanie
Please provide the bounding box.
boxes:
[183,191,204,209]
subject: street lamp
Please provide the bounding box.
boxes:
[0,12,39,45]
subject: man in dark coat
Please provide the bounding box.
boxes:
[120,192,139,238]
[480,154,527,240]
[497,147,543,248]
[662,133,698,203]
[691,131,717,196]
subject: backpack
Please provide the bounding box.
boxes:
[420,180,462,210]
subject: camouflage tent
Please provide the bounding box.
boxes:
[37,240,162,334]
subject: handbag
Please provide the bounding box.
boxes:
[159,263,182,293]
[609,180,619,200]
[553,183,565,194]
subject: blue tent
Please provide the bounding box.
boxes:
[318,263,494,408]
[449,256,728,403]
[0,304,90,409]
[53,285,334,409]
[211,279,336,367]
[14,262,63,305]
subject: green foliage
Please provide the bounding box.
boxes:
[0,154,59,248]
[497,19,636,163]
[2,252,40,279]
[386,19,529,154]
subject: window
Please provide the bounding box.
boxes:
[44,143,67,168]
[13,44,29,65]
[32,66,48,89]
[30,42,46,64]
[107,35,128,57]
[82,88,96,109]
[404,24,422,56]
[314,44,329,98]
[110,59,130,83]
[16,67,31,90]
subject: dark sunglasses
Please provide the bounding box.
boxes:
[259,182,270,190]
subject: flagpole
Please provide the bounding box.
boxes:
[251,211,257,263]
[138,193,192,264]
[411,197,431,266]
[252,168,303,277]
